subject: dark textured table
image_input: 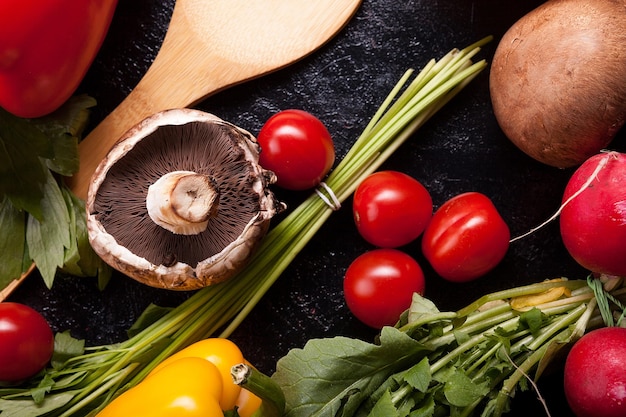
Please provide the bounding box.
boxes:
[9,1,626,416]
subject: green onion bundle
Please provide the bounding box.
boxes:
[0,37,491,417]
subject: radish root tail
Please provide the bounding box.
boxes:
[510,151,614,243]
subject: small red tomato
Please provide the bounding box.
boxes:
[0,302,54,382]
[353,171,433,248]
[560,152,626,277]
[564,327,626,417]
[421,192,510,282]
[257,109,335,190]
[343,248,425,329]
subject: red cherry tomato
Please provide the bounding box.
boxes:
[0,302,54,382]
[343,249,425,329]
[257,109,335,190]
[353,171,433,248]
[421,192,510,282]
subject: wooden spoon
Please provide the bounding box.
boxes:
[1,0,361,302]
[67,0,362,199]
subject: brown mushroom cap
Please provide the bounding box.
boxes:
[86,109,285,290]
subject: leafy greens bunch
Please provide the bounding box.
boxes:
[0,96,110,291]
[272,277,626,417]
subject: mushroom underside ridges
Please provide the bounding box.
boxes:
[91,122,264,267]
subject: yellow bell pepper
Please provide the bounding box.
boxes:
[148,338,248,411]
[235,384,264,417]
[96,356,223,417]
[97,338,282,417]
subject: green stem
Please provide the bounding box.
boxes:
[398,311,458,334]
[429,315,521,374]
[491,327,573,417]
[389,382,414,409]
[424,308,517,351]
[527,303,587,351]
[479,305,587,417]
[464,341,503,377]
[59,363,139,417]
[456,279,588,317]
[231,363,286,417]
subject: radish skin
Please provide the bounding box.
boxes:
[564,327,626,417]
[560,152,626,276]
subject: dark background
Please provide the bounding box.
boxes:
[9,1,626,416]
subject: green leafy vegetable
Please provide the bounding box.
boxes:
[443,370,490,407]
[26,169,71,286]
[51,331,86,369]
[280,328,429,417]
[271,279,626,417]
[0,109,50,218]
[0,394,75,417]
[0,38,490,416]
[32,95,94,177]
[60,188,112,289]
[0,95,110,291]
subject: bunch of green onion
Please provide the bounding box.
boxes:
[0,37,491,417]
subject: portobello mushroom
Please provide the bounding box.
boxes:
[86,109,285,290]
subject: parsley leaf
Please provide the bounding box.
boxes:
[32,95,95,176]
[0,95,109,292]
[26,169,71,287]
[0,109,51,219]
[442,370,490,407]
[368,391,399,417]
[0,196,27,287]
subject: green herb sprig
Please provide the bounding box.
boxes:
[0,37,490,417]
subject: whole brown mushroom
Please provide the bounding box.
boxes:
[490,0,626,168]
[86,109,285,290]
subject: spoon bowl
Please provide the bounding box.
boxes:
[67,0,362,199]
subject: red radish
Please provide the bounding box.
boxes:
[559,152,626,277]
[563,327,626,417]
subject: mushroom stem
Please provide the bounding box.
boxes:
[146,170,219,235]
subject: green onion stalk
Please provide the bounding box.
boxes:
[0,37,491,417]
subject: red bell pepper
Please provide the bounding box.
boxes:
[0,0,118,118]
